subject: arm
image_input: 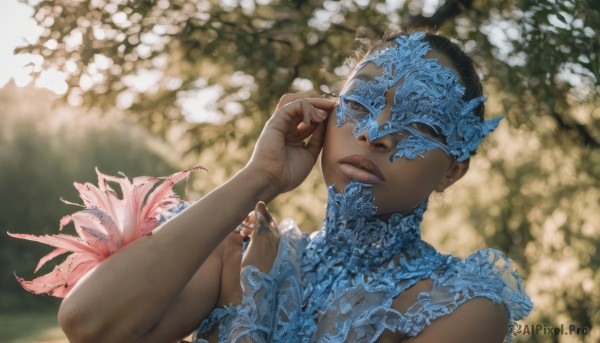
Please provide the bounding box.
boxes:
[58,97,336,343]
[405,297,508,343]
[58,168,274,343]
[136,241,225,343]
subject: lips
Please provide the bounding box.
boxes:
[338,154,385,184]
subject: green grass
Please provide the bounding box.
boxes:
[0,311,68,343]
[0,310,196,342]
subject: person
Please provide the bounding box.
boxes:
[51,30,532,342]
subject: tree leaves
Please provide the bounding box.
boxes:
[11,1,600,340]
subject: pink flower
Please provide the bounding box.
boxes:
[8,166,204,298]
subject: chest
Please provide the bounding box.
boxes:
[299,268,434,343]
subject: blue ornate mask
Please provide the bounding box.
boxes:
[336,32,502,162]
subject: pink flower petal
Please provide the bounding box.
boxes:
[34,248,68,273]
[58,215,72,231]
[10,166,204,298]
[75,182,123,227]
[121,178,161,244]
[16,253,98,298]
[8,232,98,255]
[71,209,121,255]
[141,166,206,221]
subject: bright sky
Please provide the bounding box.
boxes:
[0,0,434,98]
[0,0,508,97]
[0,0,70,94]
[0,0,223,121]
[0,0,589,112]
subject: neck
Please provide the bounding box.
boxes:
[314,181,426,273]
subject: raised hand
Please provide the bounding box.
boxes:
[246,93,337,195]
[217,202,280,307]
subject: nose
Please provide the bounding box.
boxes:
[356,130,395,152]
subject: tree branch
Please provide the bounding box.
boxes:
[551,109,600,148]
[407,0,474,28]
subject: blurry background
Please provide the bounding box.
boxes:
[0,0,598,342]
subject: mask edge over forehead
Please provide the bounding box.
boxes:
[336,31,503,162]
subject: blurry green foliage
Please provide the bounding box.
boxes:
[17,0,599,149]
[0,84,177,311]
[8,0,600,341]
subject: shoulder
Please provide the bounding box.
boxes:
[444,248,533,322]
[389,248,532,342]
[389,279,508,343]
[400,295,508,343]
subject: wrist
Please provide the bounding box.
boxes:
[235,166,281,203]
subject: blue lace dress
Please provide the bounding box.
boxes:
[193,183,533,342]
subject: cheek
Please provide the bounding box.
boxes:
[320,116,345,184]
[406,154,452,191]
[383,168,436,198]
[374,156,450,213]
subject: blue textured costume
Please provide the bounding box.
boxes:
[193,32,532,342]
[193,182,532,342]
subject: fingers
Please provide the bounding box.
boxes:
[248,95,337,195]
[295,97,337,113]
[273,98,336,139]
[237,211,256,237]
[284,99,327,129]
[219,232,244,306]
[276,92,322,110]
[252,202,278,237]
[220,203,279,307]
[240,202,280,274]
[305,120,328,161]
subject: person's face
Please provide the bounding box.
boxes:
[321,48,468,216]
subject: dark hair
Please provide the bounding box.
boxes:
[354,30,485,120]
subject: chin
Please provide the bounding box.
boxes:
[331,181,350,193]
[321,170,347,193]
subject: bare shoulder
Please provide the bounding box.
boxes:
[408,296,508,343]
[379,279,508,343]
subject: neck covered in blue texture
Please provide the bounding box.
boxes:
[318,181,425,273]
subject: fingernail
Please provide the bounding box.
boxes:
[254,201,277,236]
[238,222,253,230]
[316,109,327,120]
[255,201,273,222]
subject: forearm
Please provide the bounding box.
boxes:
[58,167,279,342]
